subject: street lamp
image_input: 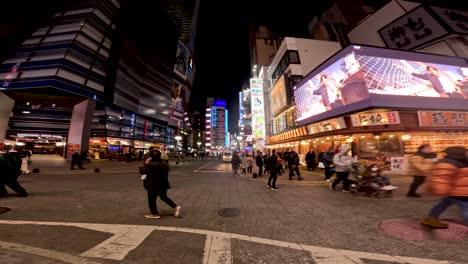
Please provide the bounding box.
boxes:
[236,136,242,151]
[197,141,201,148]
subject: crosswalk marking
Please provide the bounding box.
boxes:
[0,220,457,263]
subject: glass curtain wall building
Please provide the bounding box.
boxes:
[0,0,198,157]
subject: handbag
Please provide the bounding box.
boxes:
[318,162,325,168]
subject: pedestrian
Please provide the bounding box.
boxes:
[407,144,435,197]
[0,150,27,197]
[143,147,155,164]
[331,146,354,192]
[256,151,263,177]
[420,146,468,228]
[246,154,254,174]
[282,148,291,174]
[71,152,84,170]
[288,149,303,180]
[321,147,335,182]
[263,153,270,175]
[305,149,317,170]
[231,151,242,176]
[143,150,181,219]
[266,149,279,190]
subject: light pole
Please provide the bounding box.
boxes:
[236,136,242,151]
[197,141,201,149]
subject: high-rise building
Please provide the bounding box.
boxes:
[0,0,199,157]
[204,98,228,152]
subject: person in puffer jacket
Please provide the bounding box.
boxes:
[331,146,355,192]
[420,146,468,228]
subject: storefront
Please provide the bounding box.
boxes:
[88,137,164,159]
[268,109,468,172]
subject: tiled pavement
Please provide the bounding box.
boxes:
[0,158,466,263]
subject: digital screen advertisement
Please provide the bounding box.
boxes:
[269,75,289,116]
[294,45,468,124]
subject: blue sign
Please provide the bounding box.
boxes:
[214,99,227,108]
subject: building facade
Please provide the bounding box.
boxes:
[205,98,228,152]
[0,0,199,158]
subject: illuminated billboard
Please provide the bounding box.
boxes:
[250,79,265,141]
[270,75,290,116]
[294,45,468,125]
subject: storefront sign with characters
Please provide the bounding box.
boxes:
[351,111,400,127]
[390,156,406,171]
[418,111,468,127]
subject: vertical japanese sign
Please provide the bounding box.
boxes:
[239,91,244,130]
[418,111,468,127]
[391,157,406,171]
[378,6,449,50]
[250,78,265,143]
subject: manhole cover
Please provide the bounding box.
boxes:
[218,208,241,217]
[378,218,468,241]
[0,207,11,214]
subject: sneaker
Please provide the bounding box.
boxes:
[271,187,277,190]
[174,206,182,218]
[326,179,331,182]
[144,214,161,219]
[342,190,349,193]
[328,182,334,191]
[350,184,357,188]
[420,216,448,229]
[266,185,271,189]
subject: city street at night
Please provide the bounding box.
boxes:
[0,159,466,264]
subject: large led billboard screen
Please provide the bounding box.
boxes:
[270,75,289,116]
[294,45,468,125]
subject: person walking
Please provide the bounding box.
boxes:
[70,152,84,170]
[407,144,435,197]
[282,148,291,174]
[143,150,181,219]
[331,146,354,192]
[321,147,335,182]
[231,151,242,176]
[420,146,468,228]
[0,150,28,197]
[266,149,279,190]
[288,149,303,180]
[305,149,317,171]
[246,154,254,175]
[255,151,263,177]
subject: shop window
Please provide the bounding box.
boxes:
[358,136,401,156]
[287,50,300,64]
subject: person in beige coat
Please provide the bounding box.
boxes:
[406,144,435,197]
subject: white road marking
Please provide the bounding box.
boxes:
[193,160,217,172]
[203,232,232,264]
[0,240,100,264]
[0,220,457,264]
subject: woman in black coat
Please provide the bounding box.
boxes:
[143,150,181,219]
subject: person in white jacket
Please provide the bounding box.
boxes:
[331,145,355,192]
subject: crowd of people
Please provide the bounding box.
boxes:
[229,143,467,228]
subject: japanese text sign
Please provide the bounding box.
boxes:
[378,6,449,50]
[351,111,400,127]
[418,111,468,127]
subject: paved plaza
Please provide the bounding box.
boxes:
[0,158,467,263]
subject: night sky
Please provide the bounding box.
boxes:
[190,0,333,132]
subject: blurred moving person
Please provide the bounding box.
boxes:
[421,146,468,228]
[407,144,435,197]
